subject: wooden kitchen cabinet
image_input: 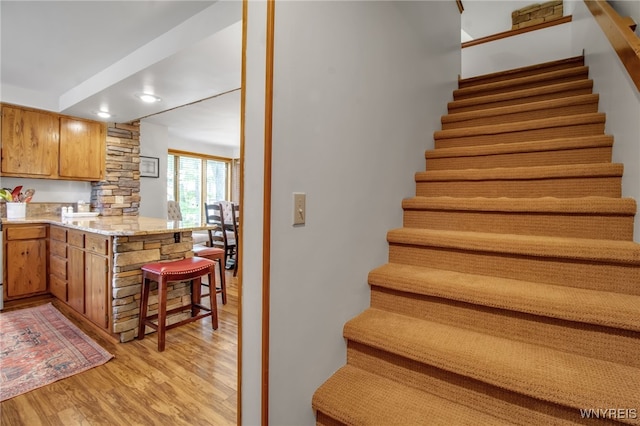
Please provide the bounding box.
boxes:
[59,117,105,180]
[49,225,68,301]
[1,106,58,177]
[1,104,106,181]
[3,224,48,300]
[84,233,109,328]
[65,229,110,329]
[68,231,85,313]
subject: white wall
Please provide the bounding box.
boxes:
[139,122,169,218]
[462,21,578,78]
[570,0,640,240]
[263,1,459,424]
[0,176,91,204]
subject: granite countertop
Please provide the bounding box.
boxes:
[1,215,213,236]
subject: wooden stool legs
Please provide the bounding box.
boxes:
[138,257,218,351]
[192,245,227,305]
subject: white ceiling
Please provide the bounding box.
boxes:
[1,0,242,149]
[0,1,522,151]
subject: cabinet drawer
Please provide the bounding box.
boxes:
[85,234,108,255]
[50,240,67,258]
[50,275,68,302]
[68,230,84,248]
[50,226,67,242]
[50,255,67,279]
[6,225,47,240]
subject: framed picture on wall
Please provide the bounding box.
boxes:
[140,156,160,178]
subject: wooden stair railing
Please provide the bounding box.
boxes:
[585,0,639,91]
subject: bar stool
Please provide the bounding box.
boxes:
[192,245,227,304]
[138,256,217,352]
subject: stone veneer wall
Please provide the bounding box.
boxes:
[512,1,563,30]
[91,122,141,216]
[112,231,197,342]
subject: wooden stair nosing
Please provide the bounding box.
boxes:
[415,163,623,182]
[441,94,600,126]
[343,308,640,414]
[426,135,613,160]
[434,113,606,141]
[458,55,585,89]
[447,80,593,111]
[368,263,640,332]
[386,227,640,265]
[453,66,590,100]
[312,365,508,425]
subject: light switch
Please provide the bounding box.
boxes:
[293,192,305,225]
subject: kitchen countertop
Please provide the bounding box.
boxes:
[1,215,213,236]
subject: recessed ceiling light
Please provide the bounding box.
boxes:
[96,111,112,118]
[137,93,161,103]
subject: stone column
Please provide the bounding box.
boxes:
[91,122,141,216]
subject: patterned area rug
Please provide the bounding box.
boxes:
[0,303,114,401]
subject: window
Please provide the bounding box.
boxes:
[167,150,233,223]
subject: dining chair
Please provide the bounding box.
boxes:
[167,200,182,221]
[205,202,237,274]
[167,201,209,246]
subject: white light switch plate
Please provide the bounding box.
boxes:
[293,192,305,225]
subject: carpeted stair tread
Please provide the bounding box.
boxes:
[369,263,640,332]
[402,195,636,215]
[441,94,600,129]
[311,365,507,425]
[427,135,612,159]
[447,80,593,113]
[426,136,613,170]
[386,227,640,265]
[344,308,640,415]
[401,196,636,240]
[453,66,589,100]
[415,164,622,198]
[434,113,605,141]
[415,163,622,182]
[458,55,585,89]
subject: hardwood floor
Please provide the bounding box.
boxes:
[1,271,238,426]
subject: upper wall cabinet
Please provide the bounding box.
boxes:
[1,106,58,177]
[0,104,106,181]
[59,117,105,180]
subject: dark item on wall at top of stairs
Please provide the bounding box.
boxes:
[312,55,640,426]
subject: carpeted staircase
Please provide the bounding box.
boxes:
[312,56,640,425]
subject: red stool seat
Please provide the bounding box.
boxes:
[138,256,218,351]
[192,245,227,304]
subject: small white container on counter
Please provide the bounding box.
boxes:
[6,202,26,219]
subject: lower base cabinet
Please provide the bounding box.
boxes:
[49,225,68,301]
[3,225,48,300]
[85,251,108,328]
[53,228,110,330]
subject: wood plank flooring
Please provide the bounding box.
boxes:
[1,271,238,426]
